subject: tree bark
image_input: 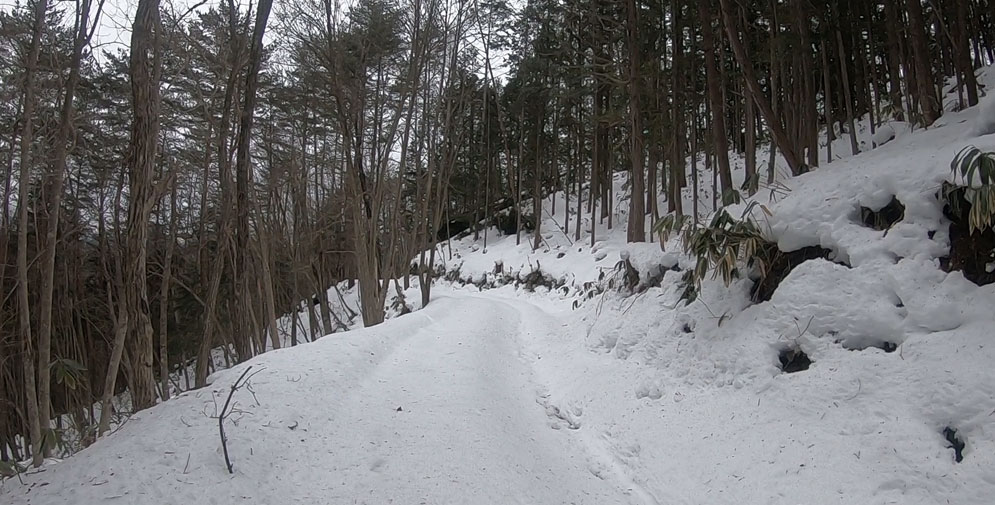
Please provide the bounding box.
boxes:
[122,0,163,412]
[626,0,645,242]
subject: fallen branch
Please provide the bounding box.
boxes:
[218,366,261,474]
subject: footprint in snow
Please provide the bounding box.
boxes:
[635,382,664,400]
[369,458,386,472]
[537,396,582,430]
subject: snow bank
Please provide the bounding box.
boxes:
[872,123,896,146]
[620,242,679,285]
[974,93,995,137]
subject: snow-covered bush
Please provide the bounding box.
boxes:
[945,145,995,233]
[655,205,778,303]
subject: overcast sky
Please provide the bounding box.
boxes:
[0,0,241,57]
[1,0,513,78]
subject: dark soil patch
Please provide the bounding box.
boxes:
[860,196,906,230]
[941,186,995,286]
[493,209,535,236]
[519,269,555,291]
[943,427,965,463]
[751,246,839,303]
[779,347,812,373]
[437,217,473,241]
[513,263,562,292]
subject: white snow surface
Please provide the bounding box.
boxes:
[6,72,995,504]
[973,73,995,136]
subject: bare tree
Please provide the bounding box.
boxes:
[99,0,164,432]
[233,0,277,348]
[36,0,101,456]
[15,0,50,467]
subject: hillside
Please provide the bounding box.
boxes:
[5,67,995,505]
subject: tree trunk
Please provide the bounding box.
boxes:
[794,0,818,168]
[883,0,906,120]
[15,0,50,467]
[38,0,97,446]
[954,0,979,106]
[257,227,281,350]
[626,0,646,242]
[98,176,130,436]
[122,0,163,413]
[744,94,757,192]
[719,0,806,176]
[158,185,177,401]
[822,39,835,163]
[316,270,334,334]
[906,0,941,125]
[233,0,277,349]
[837,30,861,156]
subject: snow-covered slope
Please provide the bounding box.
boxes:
[5,73,995,504]
[2,294,645,504]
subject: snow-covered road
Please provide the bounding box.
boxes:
[2,294,642,505]
[7,283,993,505]
[311,295,638,504]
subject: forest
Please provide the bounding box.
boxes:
[1,0,993,469]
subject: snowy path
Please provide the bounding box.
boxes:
[312,295,637,504]
[2,294,641,505]
[10,286,990,505]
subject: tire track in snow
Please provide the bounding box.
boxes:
[479,295,665,505]
[316,295,641,504]
[2,294,646,505]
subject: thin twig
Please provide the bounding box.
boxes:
[219,366,257,474]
